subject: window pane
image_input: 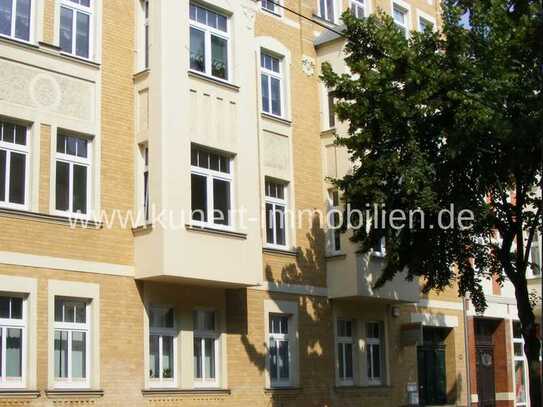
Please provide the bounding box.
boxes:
[338,343,344,379]
[0,0,13,36]
[515,360,527,403]
[54,330,69,378]
[75,301,86,323]
[372,344,381,378]
[76,137,88,158]
[189,27,205,73]
[55,161,70,211]
[57,134,66,153]
[194,338,202,379]
[3,123,14,143]
[149,335,159,378]
[75,11,90,58]
[11,297,22,319]
[211,35,228,80]
[204,338,215,379]
[0,296,9,318]
[278,340,289,379]
[345,343,353,378]
[265,203,274,244]
[0,149,6,202]
[261,74,270,113]
[6,328,22,377]
[15,0,31,41]
[217,14,227,31]
[15,125,26,145]
[514,342,523,357]
[150,307,174,328]
[213,178,230,225]
[270,77,281,116]
[54,298,63,322]
[191,173,207,222]
[162,336,174,378]
[67,135,77,156]
[274,205,286,246]
[60,7,74,53]
[326,0,334,22]
[269,337,277,380]
[73,164,88,214]
[72,331,86,378]
[9,151,26,204]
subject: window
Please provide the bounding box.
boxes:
[261,52,283,117]
[193,310,219,387]
[149,306,176,386]
[328,190,341,253]
[393,3,408,38]
[59,0,92,59]
[366,322,383,385]
[262,0,280,15]
[190,145,233,228]
[189,3,229,80]
[0,0,31,41]
[141,0,149,69]
[327,92,335,128]
[0,296,25,388]
[319,0,335,23]
[0,120,29,210]
[529,236,541,277]
[372,236,385,257]
[350,0,366,18]
[265,180,288,248]
[55,133,91,217]
[419,16,433,32]
[269,314,290,386]
[336,319,354,384]
[54,297,90,387]
[141,144,149,222]
[512,322,528,406]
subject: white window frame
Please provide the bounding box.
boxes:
[261,0,282,16]
[318,0,337,23]
[417,10,436,32]
[190,146,234,230]
[59,0,94,60]
[0,295,27,389]
[392,0,410,39]
[350,0,367,18]
[327,189,342,255]
[148,306,177,388]
[336,319,354,386]
[264,179,289,250]
[141,0,149,69]
[366,321,383,386]
[189,3,231,82]
[140,143,149,223]
[372,236,386,257]
[193,309,220,388]
[0,121,30,211]
[260,51,284,118]
[54,133,93,219]
[268,314,291,387]
[0,0,35,43]
[511,321,530,407]
[528,233,541,278]
[53,297,91,389]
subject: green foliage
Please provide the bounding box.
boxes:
[321,0,543,312]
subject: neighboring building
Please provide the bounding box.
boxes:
[0,1,538,407]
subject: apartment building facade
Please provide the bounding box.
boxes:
[0,0,539,407]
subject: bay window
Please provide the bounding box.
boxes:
[336,319,354,384]
[269,314,290,386]
[0,295,25,388]
[193,310,219,387]
[190,145,233,228]
[149,306,176,387]
[55,133,92,217]
[0,120,29,210]
[189,3,229,80]
[261,52,283,117]
[59,0,92,59]
[366,322,383,385]
[265,179,287,248]
[54,297,90,388]
[0,0,31,42]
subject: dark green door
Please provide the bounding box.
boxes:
[418,345,447,405]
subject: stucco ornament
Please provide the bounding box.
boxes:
[301,55,316,76]
[30,73,61,108]
[241,5,256,30]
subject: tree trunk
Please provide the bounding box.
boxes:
[514,276,542,407]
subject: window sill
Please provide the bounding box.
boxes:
[311,13,340,27]
[261,112,292,126]
[263,247,298,257]
[326,253,346,260]
[132,223,154,235]
[45,389,104,399]
[134,68,150,81]
[260,8,283,18]
[0,390,41,399]
[59,52,101,68]
[0,207,103,228]
[142,388,231,397]
[188,70,240,91]
[321,128,336,136]
[185,224,247,239]
[264,387,302,398]
[0,34,39,50]
[38,41,61,51]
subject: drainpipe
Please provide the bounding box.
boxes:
[463,297,472,407]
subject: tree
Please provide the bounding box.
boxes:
[321,0,543,405]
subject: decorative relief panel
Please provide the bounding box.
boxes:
[0,58,95,122]
[262,130,290,179]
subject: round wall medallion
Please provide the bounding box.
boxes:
[30,74,61,108]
